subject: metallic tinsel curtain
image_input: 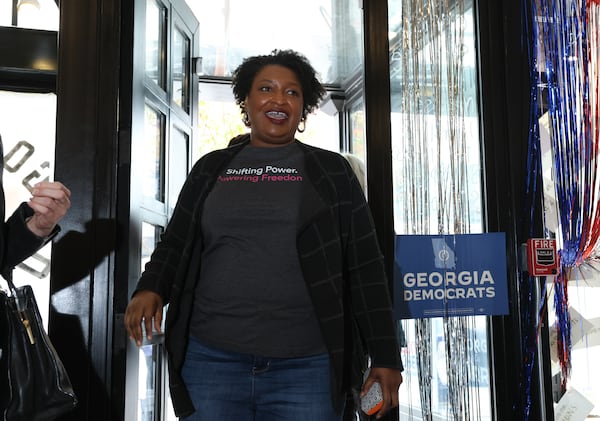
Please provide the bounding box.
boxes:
[529,0,600,389]
[397,0,484,419]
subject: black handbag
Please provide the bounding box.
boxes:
[0,272,77,421]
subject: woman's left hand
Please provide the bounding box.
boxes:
[360,366,403,419]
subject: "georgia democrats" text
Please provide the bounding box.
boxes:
[403,270,496,301]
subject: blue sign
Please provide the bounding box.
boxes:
[394,233,509,319]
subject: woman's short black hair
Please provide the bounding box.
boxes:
[231,49,326,119]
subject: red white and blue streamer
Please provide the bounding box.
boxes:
[529,0,600,392]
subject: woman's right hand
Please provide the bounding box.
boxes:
[124,290,164,346]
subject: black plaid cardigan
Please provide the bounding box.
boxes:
[133,136,403,417]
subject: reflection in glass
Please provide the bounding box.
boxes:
[0,91,56,327]
[143,104,165,202]
[145,0,167,89]
[172,27,190,112]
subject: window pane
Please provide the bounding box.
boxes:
[0,0,59,30]
[555,280,600,417]
[186,0,363,84]
[143,104,165,202]
[138,344,160,421]
[194,84,245,161]
[172,27,190,112]
[539,110,600,417]
[349,99,366,162]
[141,222,160,271]
[0,0,11,26]
[138,222,164,421]
[389,0,490,419]
[168,126,188,214]
[0,90,56,328]
[296,109,339,152]
[146,0,167,89]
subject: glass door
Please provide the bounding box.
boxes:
[388,0,491,419]
[0,0,59,329]
[0,90,57,327]
[124,0,198,419]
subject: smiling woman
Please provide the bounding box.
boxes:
[194,81,340,159]
[187,1,361,158]
[239,64,305,146]
[124,49,404,421]
[230,50,324,147]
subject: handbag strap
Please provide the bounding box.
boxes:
[1,268,28,316]
[1,267,35,343]
[1,267,18,296]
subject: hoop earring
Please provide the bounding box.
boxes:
[242,111,250,127]
[240,101,251,127]
[297,118,306,133]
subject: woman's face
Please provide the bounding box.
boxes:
[245,64,304,147]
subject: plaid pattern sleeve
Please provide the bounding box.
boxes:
[133,147,235,302]
[298,145,403,396]
[345,173,401,369]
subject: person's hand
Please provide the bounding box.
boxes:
[26,181,71,238]
[361,367,403,419]
[124,290,164,346]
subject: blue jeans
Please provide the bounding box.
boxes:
[180,336,342,421]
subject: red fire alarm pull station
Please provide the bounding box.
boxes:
[526,238,558,276]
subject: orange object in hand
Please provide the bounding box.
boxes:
[360,381,383,415]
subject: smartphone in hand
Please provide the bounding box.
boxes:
[360,372,383,415]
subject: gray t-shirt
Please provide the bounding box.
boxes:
[190,143,327,357]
